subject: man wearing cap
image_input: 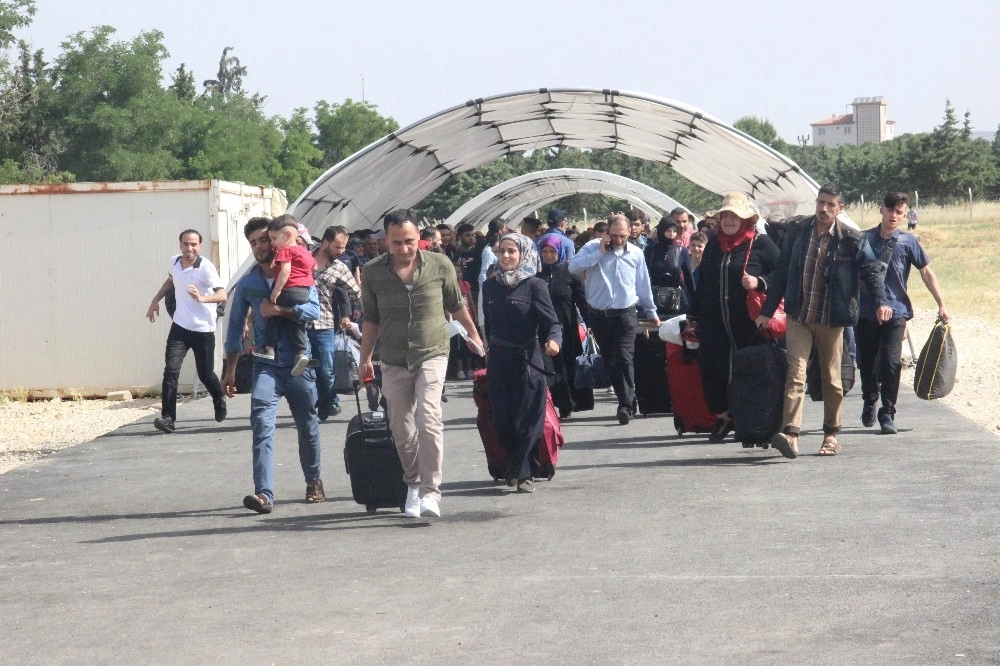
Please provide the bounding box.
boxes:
[569,214,659,425]
[756,183,887,459]
[537,209,576,265]
[145,229,229,434]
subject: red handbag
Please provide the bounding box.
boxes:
[742,235,786,339]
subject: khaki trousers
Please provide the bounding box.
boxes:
[379,356,448,500]
[782,319,844,436]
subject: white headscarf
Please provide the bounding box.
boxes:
[493,232,539,288]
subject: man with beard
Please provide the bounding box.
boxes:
[310,225,362,420]
[569,215,659,426]
[222,217,323,514]
[757,184,887,459]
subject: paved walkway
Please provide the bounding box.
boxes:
[2,380,998,664]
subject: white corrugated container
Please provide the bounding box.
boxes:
[0,180,287,396]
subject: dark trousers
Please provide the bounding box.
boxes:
[161,322,224,421]
[264,287,310,356]
[589,308,638,412]
[488,351,547,481]
[856,316,906,416]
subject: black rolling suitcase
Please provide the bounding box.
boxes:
[729,342,787,444]
[344,385,407,514]
[634,324,671,415]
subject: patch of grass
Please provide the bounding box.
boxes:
[1,388,29,403]
[845,203,1000,326]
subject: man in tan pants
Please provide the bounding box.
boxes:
[359,209,484,518]
[756,184,887,458]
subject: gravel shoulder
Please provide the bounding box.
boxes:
[1,311,996,475]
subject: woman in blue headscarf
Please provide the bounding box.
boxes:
[537,235,593,418]
[482,233,562,492]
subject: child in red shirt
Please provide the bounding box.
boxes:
[253,216,316,376]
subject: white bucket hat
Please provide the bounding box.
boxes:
[716,192,760,223]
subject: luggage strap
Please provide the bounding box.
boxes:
[488,337,556,377]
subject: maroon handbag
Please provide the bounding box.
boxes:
[742,235,786,339]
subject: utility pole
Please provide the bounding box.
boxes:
[797,135,809,147]
[361,75,365,103]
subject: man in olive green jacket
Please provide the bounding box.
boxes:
[360,209,484,518]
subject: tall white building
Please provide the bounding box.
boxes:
[810,97,895,148]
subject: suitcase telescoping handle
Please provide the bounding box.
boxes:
[352,375,389,435]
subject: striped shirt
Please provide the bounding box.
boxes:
[312,258,361,330]
[798,223,834,325]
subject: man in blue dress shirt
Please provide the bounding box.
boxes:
[569,215,660,425]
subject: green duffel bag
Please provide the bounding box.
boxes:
[914,318,957,400]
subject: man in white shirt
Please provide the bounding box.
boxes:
[146,229,229,433]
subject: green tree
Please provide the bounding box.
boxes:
[733,115,790,154]
[179,94,281,185]
[314,98,399,167]
[168,62,196,102]
[275,107,323,200]
[0,0,34,50]
[46,26,184,180]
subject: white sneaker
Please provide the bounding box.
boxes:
[404,486,421,518]
[419,496,440,518]
[291,354,310,377]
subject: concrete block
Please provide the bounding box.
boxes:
[107,390,133,402]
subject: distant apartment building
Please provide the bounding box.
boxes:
[810,97,895,148]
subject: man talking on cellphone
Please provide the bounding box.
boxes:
[569,214,659,426]
[359,209,484,519]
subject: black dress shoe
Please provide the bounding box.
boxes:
[617,407,632,425]
[153,416,175,434]
[317,401,330,422]
[214,398,227,423]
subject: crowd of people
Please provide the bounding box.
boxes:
[144,183,948,517]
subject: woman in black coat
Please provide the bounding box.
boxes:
[644,217,695,314]
[483,233,562,493]
[688,193,779,445]
[537,235,593,418]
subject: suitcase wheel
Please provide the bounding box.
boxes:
[365,505,377,515]
[544,463,555,481]
[673,415,683,436]
[492,477,501,485]
[399,504,406,513]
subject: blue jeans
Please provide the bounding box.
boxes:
[250,362,321,503]
[307,328,340,410]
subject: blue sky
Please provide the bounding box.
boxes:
[20,0,1000,142]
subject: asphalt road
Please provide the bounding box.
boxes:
[2,380,998,664]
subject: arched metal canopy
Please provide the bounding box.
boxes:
[443,168,695,231]
[289,88,822,235]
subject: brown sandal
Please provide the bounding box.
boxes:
[818,437,841,456]
[770,432,798,459]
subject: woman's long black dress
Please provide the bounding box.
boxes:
[537,263,593,416]
[483,276,563,481]
[688,233,780,416]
